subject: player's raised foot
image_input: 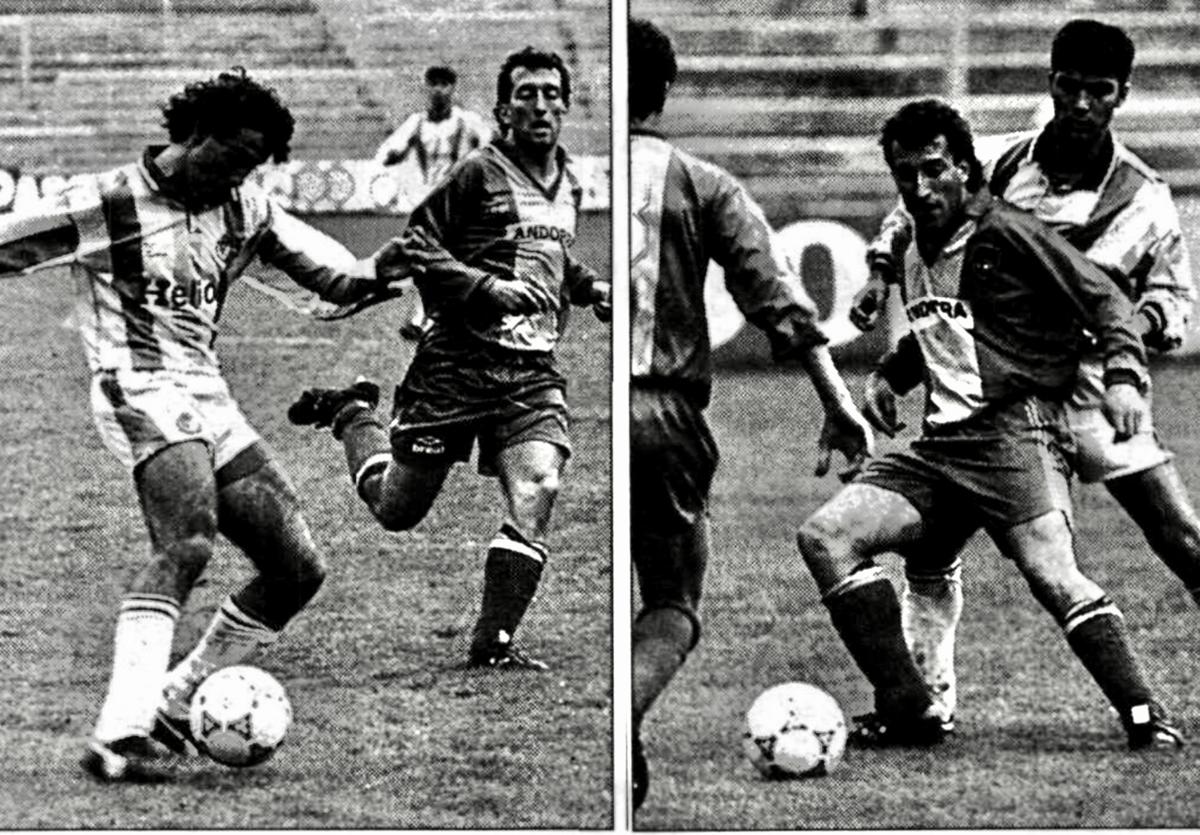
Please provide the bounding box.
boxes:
[288,379,380,429]
[632,732,649,812]
[399,316,432,341]
[1125,703,1185,751]
[80,735,175,783]
[848,711,949,748]
[150,708,198,757]
[468,637,549,671]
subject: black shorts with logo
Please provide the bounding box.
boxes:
[390,338,571,475]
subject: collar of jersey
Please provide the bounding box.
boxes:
[491,136,570,201]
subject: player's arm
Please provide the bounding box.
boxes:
[405,163,555,316]
[1002,219,1150,438]
[851,199,913,331]
[374,116,420,167]
[862,333,923,437]
[0,188,94,276]
[707,173,874,476]
[1111,183,1194,353]
[563,252,610,321]
[255,200,410,304]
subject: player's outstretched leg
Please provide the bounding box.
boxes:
[83,441,217,782]
[994,510,1184,750]
[1106,462,1200,608]
[797,484,945,747]
[469,440,566,670]
[153,448,326,755]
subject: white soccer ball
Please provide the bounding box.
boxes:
[742,682,848,778]
[188,665,292,767]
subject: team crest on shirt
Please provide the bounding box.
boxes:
[969,242,1001,278]
[176,412,202,435]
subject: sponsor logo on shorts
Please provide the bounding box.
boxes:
[176,412,202,435]
[411,435,445,456]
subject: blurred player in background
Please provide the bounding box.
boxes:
[852,19,1200,732]
[0,68,414,782]
[799,98,1181,750]
[628,18,873,812]
[291,47,609,672]
[375,64,494,340]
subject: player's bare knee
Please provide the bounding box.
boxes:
[797,515,859,590]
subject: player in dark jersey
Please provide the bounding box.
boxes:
[628,18,874,813]
[290,47,609,672]
[851,19,1200,734]
[796,98,1182,751]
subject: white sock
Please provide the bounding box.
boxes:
[161,596,280,718]
[93,594,179,743]
[901,562,964,721]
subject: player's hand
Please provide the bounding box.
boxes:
[862,371,906,438]
[849,269,891,332]
[1102,382,1148,442]
[481,275,559,314]
[374,228,436,282]
[815,403,875,482]
[591,274,612,322]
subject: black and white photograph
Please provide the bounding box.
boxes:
[629,0,1200,829]
[0,0,612,827]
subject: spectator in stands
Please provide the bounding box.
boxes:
[375,64,494,340]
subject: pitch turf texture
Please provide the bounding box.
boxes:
[0,212,611,828]
[636,197,1200,831]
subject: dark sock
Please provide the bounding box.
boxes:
[1063,599,1154,715]
[471,524,546,650]
[335,409,390,502]
[823,567,933,718]
[632,606,697,726]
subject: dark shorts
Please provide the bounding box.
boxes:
[856,395,1075,548]
[631,386,718,620]
[391,342,571,475]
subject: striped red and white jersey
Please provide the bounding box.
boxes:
[0,150,378,378]
[408,137,599,354]
[870,128,1195,350]
[631,129,826,405]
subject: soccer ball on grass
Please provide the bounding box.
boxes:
[188,665,292,767]
[742,682,847,778]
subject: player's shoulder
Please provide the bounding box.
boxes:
[974,190,1052,244]
[655,138,743,200]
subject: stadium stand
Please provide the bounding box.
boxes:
[645,0,1200,230]
[0,0,607,173]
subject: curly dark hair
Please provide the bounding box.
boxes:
[629,18,677,121]
[880,98,983,191]
[161,67,295,163]
[1052,19,1135,83]
[495,46,571,108]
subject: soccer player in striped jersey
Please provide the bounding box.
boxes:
[852,19,1200,733]
[290,47,610,672]
[0,69,415,782]
[375,64,494,341]
[628,19,874,812]
[799,98,1181,750]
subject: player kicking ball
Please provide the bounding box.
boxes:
[290,47,610,671]
[795,98,1182,750]
[0,68,415,782]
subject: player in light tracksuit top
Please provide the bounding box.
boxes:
[628,18,874,813]
[0,68,415,783]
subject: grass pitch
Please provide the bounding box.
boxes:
[634,200,1200,830]
[0,212,612,828]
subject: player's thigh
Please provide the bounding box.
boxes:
[800,482,927,557]
[1068,403,1172,484]
[630,387,719,537]
[988,509,1096,611]
[215,444,320,577]
[134,439,220,550]
[1105,460,1200,534]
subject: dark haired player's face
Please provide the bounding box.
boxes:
[503,66,566,152]
[426,81,454,113]
[888,135,970,238]
[185,127,270,206]
[1048,69,1126,144]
